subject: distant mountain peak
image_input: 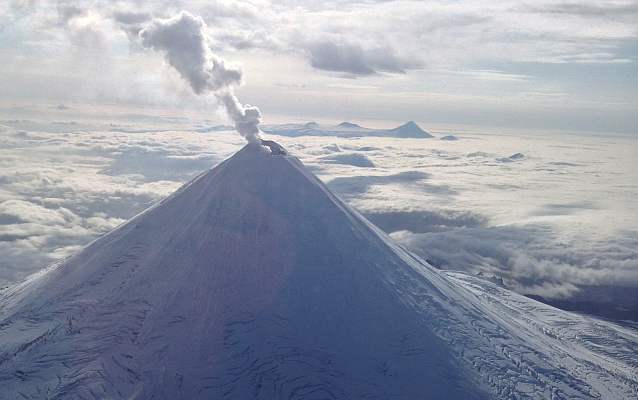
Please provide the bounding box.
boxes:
[262,120,433,138]
[304,121,319,129]
[389,121,433,138]
[337,121,361,128]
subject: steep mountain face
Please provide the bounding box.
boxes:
[1,143,636,399]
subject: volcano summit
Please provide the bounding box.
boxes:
[0,142,636,399]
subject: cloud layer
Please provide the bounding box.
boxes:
[0,111,242,284]
[1,106,636,315]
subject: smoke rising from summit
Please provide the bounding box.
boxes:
[139,11,261,143]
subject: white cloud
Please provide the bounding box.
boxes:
[0,199,78,225]
[390,225,638,299]
[1,1,636,133]
[305,40,420,75]
[0,113,243,284]
[0,104,637,322]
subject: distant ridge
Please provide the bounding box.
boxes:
[337,122,362,128]
[262,120,433,138]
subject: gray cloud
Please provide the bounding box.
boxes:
[327,170,457,201]
[8,0,36,15]
[306,40,420,75]
[320,153,375,168]
[363,210,487,234]
[211,30,276,51]
[51,0,108,48]
[112,10,152,25]
[523,1,638,17]
[56,3,85,25]
[327,170,430,198]
[112,9,152,39]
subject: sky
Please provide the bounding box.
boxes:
[1,0,637,134]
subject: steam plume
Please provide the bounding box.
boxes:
[139,11,261,143]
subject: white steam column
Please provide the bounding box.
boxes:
[139,11,262,143]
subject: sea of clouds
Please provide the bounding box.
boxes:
[1,103,636,319]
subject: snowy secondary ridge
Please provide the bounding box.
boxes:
[0,142,636,399]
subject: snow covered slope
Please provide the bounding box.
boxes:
[0,143,636,399]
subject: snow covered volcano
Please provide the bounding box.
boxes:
[1,143,637,399]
